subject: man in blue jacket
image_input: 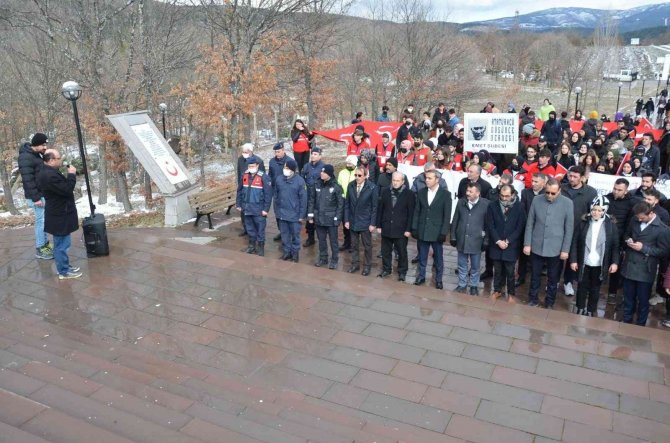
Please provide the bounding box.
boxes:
[236,156,272,256]
[269,142,294,241]
[301,147,325,247]
[344,166,378,276]
[274,158,307,262]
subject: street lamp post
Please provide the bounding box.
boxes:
[61,80,109,257]
[574,86,582,114]
[616,82,623,115]
[61,81,95,216]
[159,103,167,139]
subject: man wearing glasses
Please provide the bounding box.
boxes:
[36,149,82,279]
[344,166,377,276]
[523,177,574,308]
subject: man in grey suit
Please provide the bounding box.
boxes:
[523,177,574,308]
[621,202,669,326]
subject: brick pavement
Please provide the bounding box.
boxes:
[0,218,669,442]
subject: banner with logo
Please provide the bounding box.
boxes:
[314,121,402,151]
[464,113,518,154]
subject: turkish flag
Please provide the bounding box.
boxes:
[616,151,632,175]
[554,163,569,181]
[313,121,402,152]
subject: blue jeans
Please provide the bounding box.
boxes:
[623,278,653,326]
[243,214,267,242]
[529,253,562,307]
[27,198,48,249]
[457,251,481,287]
[53,234,71,275]
[279,220,301,255]
[417,240,444,282]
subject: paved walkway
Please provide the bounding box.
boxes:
[0,218,669,442]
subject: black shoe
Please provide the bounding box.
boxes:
[544,304,554,310]
[256,242,265,257]
[398,274,406,282]
[315,259,327,267]
[454,286,467,293]
[480,270,493,280]
[469,287,479,296]
[414,277,426,286]
[280,252,291,260]
[411,256,419,264]
[238,231,248,237]
[435,282,443,290]
[378,270,391,278]
[514,278,525,288]
[303,238,315,247]
[347,265,360,273]
[291,252,299,263]
[273,233,282,242]
[246,240,257,254]
[362,267,370,276]
[328,262,338,270]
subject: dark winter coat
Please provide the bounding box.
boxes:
[569,215,620,281]
[269,154,293,188]
[301,159,324,188]
[561,183,598,228]
[236,171,273,216]
[376,171,392,196]
[412,187,452,242]
[486,197,525,262]
[456,177,492,200]
[451,197,490,254]
[35,165,78,236]
[377,185,415,238]
[344,180,378,232]
[639,145,661,174]
[308,178,344,227]
[18,143,44,202]
[236,155,265,185]
[621,215,669,283]
[274,173,307,222]
[604,191,638,242]
[520,188,542,215]
[541,118,563,146]
[432,109,449,125]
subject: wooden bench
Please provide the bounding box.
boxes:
[188,180,238,229]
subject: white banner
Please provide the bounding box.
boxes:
[398,164,523,220]
[587,172,670,198]
[464,113,519,154]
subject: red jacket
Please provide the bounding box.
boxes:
[375,142,396,168]
[293,132,311,153]
[346,138,370,156]
[446,153,464,171]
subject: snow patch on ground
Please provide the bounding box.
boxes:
[75,193,153,217]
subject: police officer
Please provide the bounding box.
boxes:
[301,146,325,247]
[274,159,307,262]
[308,164,344,270]
[269,142,294,241]
[236,156,272,256]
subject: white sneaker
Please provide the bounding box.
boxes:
[564,282,575,296]
[649,295,664,306]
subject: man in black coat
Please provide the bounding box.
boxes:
[307,164,344,270]
[35,149,82,280]
[412,170,452,289]
[456,164,492,199]
[18,133,52,259]
[344,166,378,276]
[376,157,397,196]
[486,184,525,302]
[377,172,415,281]
[621,202,670,326]
[236,142,265,237]
[604,178,639,314]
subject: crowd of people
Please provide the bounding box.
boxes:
[233,95,670,328]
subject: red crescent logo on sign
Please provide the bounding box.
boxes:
[165,161,179,176]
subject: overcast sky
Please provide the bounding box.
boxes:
[352,0,668,24]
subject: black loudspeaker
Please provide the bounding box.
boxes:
[82,213,110,257]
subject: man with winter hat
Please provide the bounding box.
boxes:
[269,142,293,241]
[569,196,620,317]
[236,155,272,256]
[301,146,325,247]
[376,157,398,194]
[274,158,307,262]
[18,132,53,259]
[308,164,344,269]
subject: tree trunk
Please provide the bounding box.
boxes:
[98,141,108,204]
[200,127,209,185]
[305,66,316,127]
[143,170,153,207]
[0,152,19,215]
[116,170,133,212]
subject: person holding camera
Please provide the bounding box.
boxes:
[36,149,82,280]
